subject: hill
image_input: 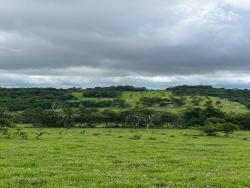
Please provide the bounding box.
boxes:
[0,86,249,114]
[72,86,249,114]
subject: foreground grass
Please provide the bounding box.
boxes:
[1,129,250,188]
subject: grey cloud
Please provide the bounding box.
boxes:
[0,0,250,87]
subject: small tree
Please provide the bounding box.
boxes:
[35,131,46,139]
[202,118,239,136]
[142,113,160,131]
[202,124,221,136]
[125,114,141,128]
[0,108,11,128]
[62,108,79,129]
[222,122,239,135]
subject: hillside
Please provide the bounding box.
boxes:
[0,86,249,114]
[72,90,249,114]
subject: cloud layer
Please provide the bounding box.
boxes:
[0,0,250,88]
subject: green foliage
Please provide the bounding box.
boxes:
[140,97,185,107]
[182,105,225,127]
[130,130,142,140]
[62,108,79,128]
[83,86,146,98]
[19,131,28,139]
[226,113,250,130]
[14,104,243,132]
[202,124,222,136]
[79,98,129,108]
[0,88,76,111]
[222,122,239,135]
[0,127,9,136]
[0,86,250,131]
[169,85,250,109]
[0,108,11,128]
[35,131,46,139]
[202,119,239,136]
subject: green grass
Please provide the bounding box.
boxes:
[1,128,250,187]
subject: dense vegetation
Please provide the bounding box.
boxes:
[0,88,76,111]
[7,104,245,135]
[83,86,146,98]
[1,85,250,133]
[168,85,250,108]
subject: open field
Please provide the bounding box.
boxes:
[1,128,250,188]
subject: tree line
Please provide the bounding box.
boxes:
[83,86,146,98]
[0,88,77,111]
[0,104,249,132]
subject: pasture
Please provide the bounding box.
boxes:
[0,128,250,188]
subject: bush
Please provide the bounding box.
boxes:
[130,134,142,140]
[202,121,239,136]
[222,122,239,135]
[148,137,156,140]
[202,124,221,136]
[0,108,12,128]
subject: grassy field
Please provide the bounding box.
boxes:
[1,128,250,188]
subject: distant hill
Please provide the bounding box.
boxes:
[0,85,249,114]
[167,85,250,109]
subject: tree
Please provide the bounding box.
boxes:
[182,107,204,127]
[0,107,11,128]
[159,112,179,127]
[21,108,44,126]
[102,110,119,126]
[203,104,225,119]
[202,124,221,136]
[182,105,225,127]
[125,114,141,128]
[39,110,63,127]
[222,122,239,135]
[202,118,239,136]
[226,113,250,130]
[142,113,160,131]
[61,108,79,129]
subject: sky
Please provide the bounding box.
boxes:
[1,0,250,88]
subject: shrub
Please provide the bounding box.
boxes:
[80,130,86,135]
[202,124,221,136]
[148,137,156,140]
[0,127,9,135]
[35,131,46,139]
[202,121,239,136]
[19,131,28,139]
[130,133,142,140]
[0,108,12,128]
[222,122,239,135]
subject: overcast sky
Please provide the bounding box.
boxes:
[1,0,250,88]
